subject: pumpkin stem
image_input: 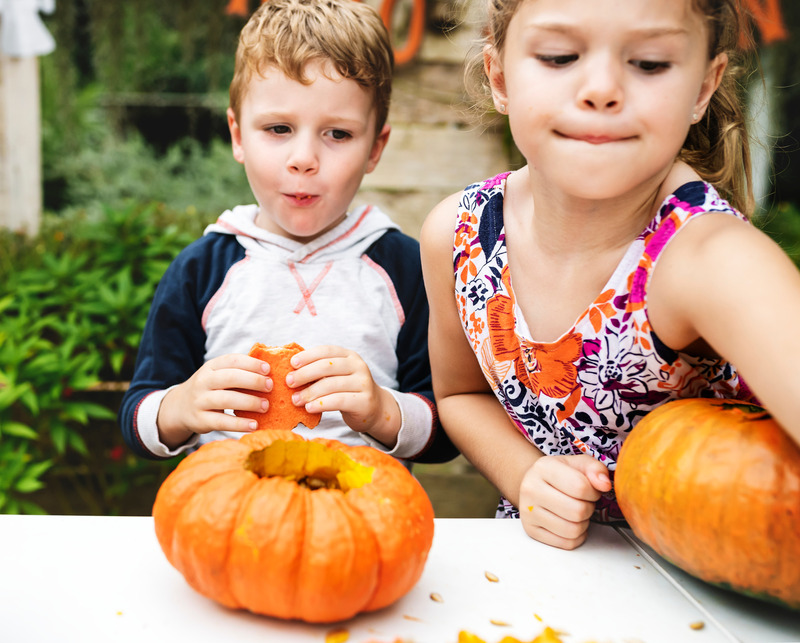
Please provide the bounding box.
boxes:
[244,440,374,492]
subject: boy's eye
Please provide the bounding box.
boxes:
[536,54,578,67]
[329,129,351,141]
[267,125,291,134]
[632,60,671,73]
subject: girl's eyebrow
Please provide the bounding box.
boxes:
[527,22,689,40]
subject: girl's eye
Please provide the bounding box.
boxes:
[267,125,291,135]
[329,129,351,141]
[632,60,671,73]
[536,54,578,67]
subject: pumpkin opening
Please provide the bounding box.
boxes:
[244,439,374,492]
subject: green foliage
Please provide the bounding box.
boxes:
[755,201,800,268]
[0,205,198,514]
[47,131,253,220]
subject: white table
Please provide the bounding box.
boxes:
[0,516,797,643]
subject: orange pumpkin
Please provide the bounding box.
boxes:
[152,429,435,622]
[615,398,800,609]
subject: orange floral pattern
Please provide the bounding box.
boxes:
[453,176,754,520]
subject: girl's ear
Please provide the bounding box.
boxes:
[694,53,728,122]
[227,107,245,164]
[484,44,509,114]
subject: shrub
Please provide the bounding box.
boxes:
[0,204,201,514]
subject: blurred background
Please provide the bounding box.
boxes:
[0,0,797,517]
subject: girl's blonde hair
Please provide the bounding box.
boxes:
[229,0,394,134]
[466,0,753,214]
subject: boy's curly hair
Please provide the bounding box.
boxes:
[229,0,394,133]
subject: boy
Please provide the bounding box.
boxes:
[119,0,456,463]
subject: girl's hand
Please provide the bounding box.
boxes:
[519,454,612,550]
[158,353,272,446]
[287,345,400,447]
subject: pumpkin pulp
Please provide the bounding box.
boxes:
[244,439,375,492]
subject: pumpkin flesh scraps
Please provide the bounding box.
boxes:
[244,439,375,492]
[152,429,435,623]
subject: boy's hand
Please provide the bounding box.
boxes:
[158,353,272,447]
[286,345,400,447]
[518,454,612,550]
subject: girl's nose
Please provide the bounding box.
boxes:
[576,54,623,112]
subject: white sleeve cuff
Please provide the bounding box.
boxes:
[361,388,433,459]
[135,388,200,458]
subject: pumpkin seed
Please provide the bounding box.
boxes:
[689,621,705,631]
[490,618,510,626]
[430,592,444,602]
[485,571,499,582]
[325,628,350,643]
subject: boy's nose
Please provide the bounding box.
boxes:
[577,54,623,112]
[287,136,319,174]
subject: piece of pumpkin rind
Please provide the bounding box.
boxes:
[236,343,321,431]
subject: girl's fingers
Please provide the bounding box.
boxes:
[522,512,591,550]
[534,455,606,502]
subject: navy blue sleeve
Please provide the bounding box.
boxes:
[365,230,459,463]
[118,234,246,459]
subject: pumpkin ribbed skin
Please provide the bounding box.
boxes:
[153,430,435,623]
[615,398,800,609]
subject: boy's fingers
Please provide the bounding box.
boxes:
[207,352,271,374]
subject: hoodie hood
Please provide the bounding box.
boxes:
[203,204,400,264]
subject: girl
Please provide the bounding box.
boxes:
[421,0,800,550]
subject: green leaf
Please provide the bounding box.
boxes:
[50,423,68,454]
[15,478,45,494]
[61,403,89,425]
[0,422,38,440]
[68,431,89,456]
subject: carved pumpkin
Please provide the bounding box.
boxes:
[615,398,800,609]
[153,429,435,622]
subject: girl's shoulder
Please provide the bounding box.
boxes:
[641,180,747,253]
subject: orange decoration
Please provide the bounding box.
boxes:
[224,0,249,16]
[742,0,789,47]
[153,429,435,622]
[616,399,800,609]
[236,342,321,431]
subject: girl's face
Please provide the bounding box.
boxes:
[487,0,726,202]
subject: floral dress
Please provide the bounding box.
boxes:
[453,174,754,520]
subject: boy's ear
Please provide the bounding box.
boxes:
[365,123,391,174]
[694,53,728,122]
[484,44,508,114]
[227,107,245,164]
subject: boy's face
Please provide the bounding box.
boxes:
[228,60,390,242]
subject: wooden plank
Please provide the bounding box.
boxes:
[0,47,42,235]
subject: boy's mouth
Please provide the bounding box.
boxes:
[285,193,319,205]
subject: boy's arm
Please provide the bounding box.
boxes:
[362,231,459,463]
[118,235,245,459]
